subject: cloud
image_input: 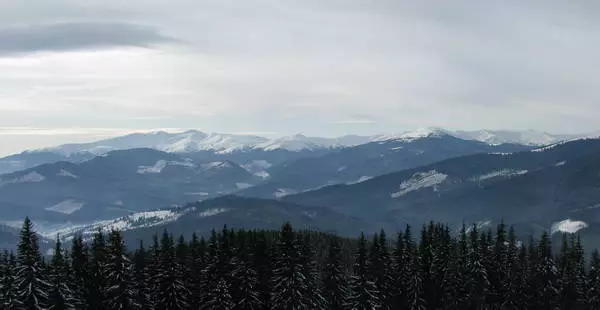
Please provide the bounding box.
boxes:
[0,22,178,55]
[0,0,599,155]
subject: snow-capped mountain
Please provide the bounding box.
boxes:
[451,129,576,146]
[0,128,592,175]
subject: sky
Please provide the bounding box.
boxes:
[0,0,599,155]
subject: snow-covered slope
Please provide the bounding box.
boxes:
[452,129,575,146]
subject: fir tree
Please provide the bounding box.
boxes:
[15,217,50,310]
[70,236,89,308]
[0,251,18,309]
[535,232,560,310]
[88,230,108,310]
[204,278,235,310]
[270,223,312,309]
[48,236,75,310]
[586,249,600,308]
[132,241,152,310]
[156,231,189,310]
[348,232,380,310]
[322,237,349,310]
[104,230,138,309]
[232,235,262,310]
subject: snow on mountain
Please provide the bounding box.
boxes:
[57,169,78,178]
[452,129,575,146]
[374,127,449,143]
[253,134,373,151]
[45,200,85,214]
[551,219,588,234]
[41,207,196,241]
[390,170,448,198]
[137,159,196,174]
[470,169,528,182]
[198,208,228,217]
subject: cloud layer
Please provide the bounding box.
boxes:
[0,0,598,155]
[0,22,177,55]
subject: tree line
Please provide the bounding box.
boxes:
[2,217,600,309]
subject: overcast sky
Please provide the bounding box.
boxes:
[0,0,599,155]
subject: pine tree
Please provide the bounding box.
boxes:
[156,231,189,310]
[15,217,50,310]
[348,232,380,310]
[535,232,560,310]
[0,250,18,309]
[70,236,89,308]
[48,236,75,310]
[270,223,312,309]
[88,230,108,310]
[104,230,138,309]
[586,249,600,308]
[299,232,326,309]
[204,278,235,310]
[466,225,489,309]
[232,235,262,310]
[322,237,349,309]
[252,231,273,309]
[132,241,152,310]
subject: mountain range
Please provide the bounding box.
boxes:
[0,128,582,175]
[0,127,599,250]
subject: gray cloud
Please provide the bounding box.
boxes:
[0,0,599,154]
[0,22,177,55]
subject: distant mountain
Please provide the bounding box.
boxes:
[33,196,370,246]
[0,130,377,174]
[281,137,600,244]
[0,128,590,175]
[239,130,532,199]
[451,129,576,146]
[119,196,371,245]
[0,148,261,224]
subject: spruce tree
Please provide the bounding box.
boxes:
[535,232,560,310]
[0,250,18,309]
[15,217,50,310]
[322,237,349,309]
[348,232,380,309]
[132,241,152,310]
[232,235,262,310]
[270,223,312,309]
[586,249,600,308]
[88,230,108,310]
[70,236,89,308]
[156,231,189,310]
[104,230,138,309]
[48,236,75,310]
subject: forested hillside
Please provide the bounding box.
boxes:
[3,218,600,309]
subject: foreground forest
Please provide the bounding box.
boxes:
[2,218,600,310]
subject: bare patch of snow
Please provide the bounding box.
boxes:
[254,171,270,179]
[337,166,347,172]
[556,161,567,166]
[137,160,196,174]
[199,208,228,217]
[551,219,588,234]
[391,170,448,198]
[45,200,84,214]
[57,169,78,178]
[390,146,404,150]
[470,169,529,182]
[347,176,373,185]
[236,182,252,189]
[274,188,297,198]
[185,192,210,196]
[16,171,45,183]
[201,161,233,170]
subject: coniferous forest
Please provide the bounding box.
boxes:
[3,218,600,309]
